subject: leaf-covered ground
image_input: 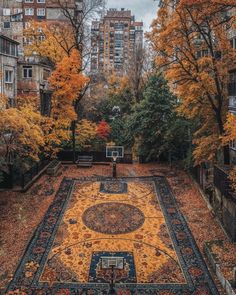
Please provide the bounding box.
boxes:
[0,163,234,294]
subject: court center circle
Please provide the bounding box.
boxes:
[82,202,145,235]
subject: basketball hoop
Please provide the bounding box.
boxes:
[106,146,124,178]
[100,256,124,294]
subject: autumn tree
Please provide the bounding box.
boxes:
[149,0,236,165]
[24,21,75,63]
[74,119,97,151]
[49,49,89,120]
[56,0,105,65]
[96,120,111,140]
[24,0,105,64]
[0,106,45,174]
[24,0,105,116]
[23,2,103,139]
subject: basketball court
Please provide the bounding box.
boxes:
[6,174,218,294]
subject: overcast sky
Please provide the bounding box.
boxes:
[105,0,158,32]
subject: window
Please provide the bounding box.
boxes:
[43,68,50,80]
[10,44,17,56]
[23,66,33,78]
[3,8,11,16]
[37,8,45,16]
[230,37,236,50]
[5,70,13,83]
[230,140,236,150]
[25,8,34,15]
[228,71,236,97]
[25,0,34,2]
[3,22,11,29]
[37,0,45,2]
[11,13,23,22]
[196,49,209,59]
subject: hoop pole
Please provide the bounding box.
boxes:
[112,162,117,178]
[109,265,116,294]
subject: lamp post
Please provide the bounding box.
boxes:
[3,132,14,188]
[71,120,77,164]
[39,82,45,115]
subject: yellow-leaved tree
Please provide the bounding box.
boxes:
[148,0,236,165]
[24,21,76,63]
[75,119,97,150]
[108,72,129,97]
[0,106,45,173]
[49,49,89,121]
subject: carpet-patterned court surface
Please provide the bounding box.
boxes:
[5,177,219,294]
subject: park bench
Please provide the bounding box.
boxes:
[46,160,61,176]
[76,155,93,168]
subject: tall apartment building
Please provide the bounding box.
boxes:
[90,8,143,76]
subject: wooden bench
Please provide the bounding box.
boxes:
[46,160,61,176]
[76,156,93,168]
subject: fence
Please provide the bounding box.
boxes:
[0,159,49,190]
[214,165,236,241]
[213,165,235,202]
[20,159,49,189]
[57,150,133,164]
[189,165,201,184]
[0,171,13,189]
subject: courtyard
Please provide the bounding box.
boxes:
[0,164,227,294]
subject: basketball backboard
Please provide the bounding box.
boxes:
[106,146,124,159]
[100,256,124,270]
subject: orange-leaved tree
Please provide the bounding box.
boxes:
[96,120,111,140]
[49,49,89,122]
[108,72,129,97]
[0,106,45,173]
[24,21,76,63]
[148,0,236,165]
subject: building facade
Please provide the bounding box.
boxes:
[0,0,24,55]
[0,34,18,107]
[17,55,52,113]
[0,0,83,54]
[90,8,143,76]
[0,0,83,113]
[227,26,236,165]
